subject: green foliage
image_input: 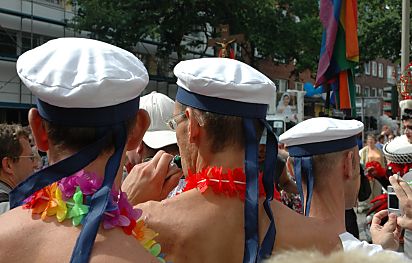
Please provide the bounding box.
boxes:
[73,0,321,72]
[358,0,402,63]
[72,0,411,75]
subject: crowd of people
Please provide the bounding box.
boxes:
[0,38,412,262]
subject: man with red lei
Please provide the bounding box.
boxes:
[134,58,363,263]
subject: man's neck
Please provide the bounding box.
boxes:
[0,173,15,189]
[48,148,124,189]
[195,146,245,172]
[306,177,346,232]
[0,178,13,191]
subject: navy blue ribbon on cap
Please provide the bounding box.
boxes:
[287,135,358,157]
[37,97,140,126]
[10,131,111,208]
[293,157,314,216]
[243,118,259,263]
[70,123,126,262]
[258,121,277,260]
[176,86,277,262]
[176,87,267,118]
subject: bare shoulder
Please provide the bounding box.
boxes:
[270,201,341,253]
[0,207,157,263]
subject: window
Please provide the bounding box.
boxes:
[295,82,303,91]
[387,65,395,84]
[274,79,288,92]
[378,63,384,78]
[363,86,370,97]
[372,61,377,76]
[355,84,362,96]
[364,62,370,75]
[22,32,42,53]
[378,88,383,97]
[370,87,377,97]
[0,28,17,58]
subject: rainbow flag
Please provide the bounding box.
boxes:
[316,0,359,116]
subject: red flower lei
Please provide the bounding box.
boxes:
[366,161,412,179]
[387,162,412,177]
[183,166,281,201]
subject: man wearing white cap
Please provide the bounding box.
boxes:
[279,117,403,255]
[0,38,171,262]
[123,91,183,203]
[136,58,348,262]
[125,91,179,168]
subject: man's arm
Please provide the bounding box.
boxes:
[122,151,182,205]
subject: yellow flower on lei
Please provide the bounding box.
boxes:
[41,183,67,222]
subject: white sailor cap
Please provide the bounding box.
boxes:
[174,57,276,117]
[383,135,412,164]
[279,117,364,157]
[140,92,177,149]
[16,37,148,126]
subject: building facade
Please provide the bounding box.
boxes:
[355,58,399,131]
[0,0,78,124]
[0,1,400,128]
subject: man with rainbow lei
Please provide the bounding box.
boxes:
[128,58,365,263]
[0,38,173,262]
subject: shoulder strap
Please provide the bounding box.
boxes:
[0,192,9,203]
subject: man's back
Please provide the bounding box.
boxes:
[0,207,157,263]
[137,189,342,263]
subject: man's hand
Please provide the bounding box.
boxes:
[389,175,412,230]
[370,210,401,250]
[121,151,182,205]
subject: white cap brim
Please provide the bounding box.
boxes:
[143,130,177,149]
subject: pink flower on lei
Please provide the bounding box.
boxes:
[59,170,102,200]
[102,191,143,231]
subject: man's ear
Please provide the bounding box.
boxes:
[186,108,201,144]
[1,157,13,174]
[28,108,49,152]
[343,150,354,180]
[126,109,150,151]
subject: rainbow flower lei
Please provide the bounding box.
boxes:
[22,170,166,262]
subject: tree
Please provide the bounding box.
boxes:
[73,0,322,72]
[358,0,403,64]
